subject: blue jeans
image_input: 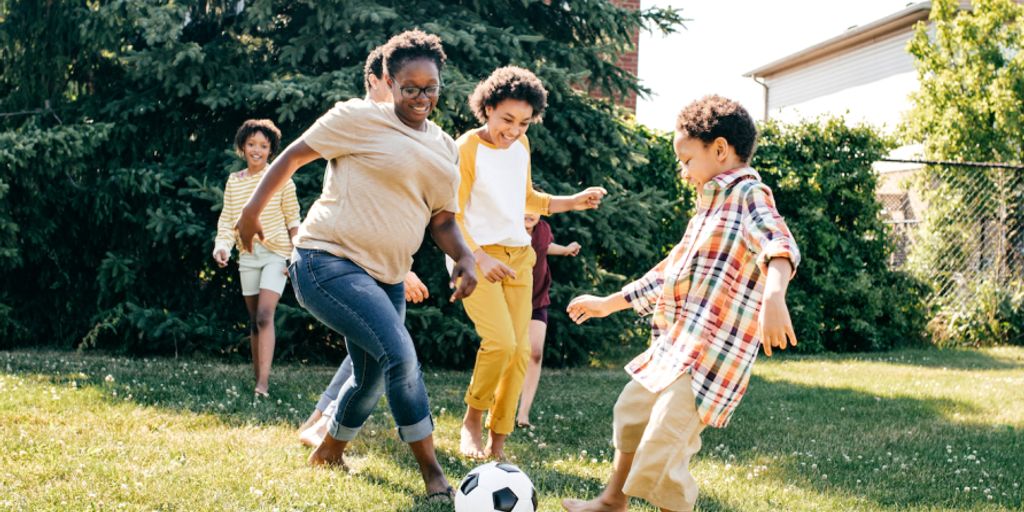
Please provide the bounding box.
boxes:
[291,248,432,443]
[316,301,408,416]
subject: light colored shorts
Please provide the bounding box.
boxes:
[238,243,288,296]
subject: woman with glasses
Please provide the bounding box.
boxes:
[452,66,607,460]
[235,29,475,502]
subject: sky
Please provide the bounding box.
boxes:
[635,0,922,131]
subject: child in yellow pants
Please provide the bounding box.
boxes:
[452,66,606,459]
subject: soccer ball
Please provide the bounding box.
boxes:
[455,461,537,512]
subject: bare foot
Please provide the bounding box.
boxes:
[308,434,348,470]
[297,409,323,433]
[561,496,629,512]
[299,416,329,447]
[460,413,486,459]
[486,432,508,461]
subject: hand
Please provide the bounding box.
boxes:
[759,292,797,356]
[566,294,613,324]
[449,255,478,302]
[404,271,429,303]
[476,251,516,283]
[212,248,229,268]
[565,242,581,257]
[282,265,289,277]
[234,209,264,253]
[571,186,608,211]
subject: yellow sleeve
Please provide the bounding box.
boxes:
[454,135,480,253]
[214,176,238,254]
[282,179,301,229]
[522,136,551,215]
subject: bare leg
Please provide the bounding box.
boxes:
[242,295,259,384]
[409,435,453,495]
[516,319,548,427]
[486,432,509,460]
[561,450,634,512]
[298,415,330,447]
[298,409,323,433]
[460,406,487,459]
[253,289,281,395]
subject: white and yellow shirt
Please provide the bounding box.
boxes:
[454,131,551,252]
[214,166,301,259]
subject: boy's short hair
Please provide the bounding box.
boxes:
[363,46,385,93]
[468,66,548,123]
[382,29,447,78]
[676,95,757,162]
[234,119,281,157]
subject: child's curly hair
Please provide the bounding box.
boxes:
[234,119,281,158]
[468,66,548,123]
[676,95,758,162]
[382,29,447,78]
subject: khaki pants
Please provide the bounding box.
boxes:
[462,245,536,435]
[614,374,705,512]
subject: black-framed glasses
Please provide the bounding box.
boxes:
[399,85,442,99]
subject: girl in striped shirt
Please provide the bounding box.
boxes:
[213,119,301,399]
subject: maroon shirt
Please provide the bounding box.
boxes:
[531,219,554,310]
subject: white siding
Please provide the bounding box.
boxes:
[765,28,917,112]
[770,71,919,132]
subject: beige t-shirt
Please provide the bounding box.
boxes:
[294,99,460,284]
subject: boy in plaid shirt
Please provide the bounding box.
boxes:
[561,95,800,512]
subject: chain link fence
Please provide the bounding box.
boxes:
[877,159,1024,344]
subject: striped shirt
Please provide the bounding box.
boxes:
[214,167,301,259]
[622,167,799,428]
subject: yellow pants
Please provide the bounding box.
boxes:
[614,374,706,512]
[462,245,536,435]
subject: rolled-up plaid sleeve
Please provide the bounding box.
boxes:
[740,182,800,275]
[621,255,671,316]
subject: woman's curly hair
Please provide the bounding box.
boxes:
[382,29,447,78]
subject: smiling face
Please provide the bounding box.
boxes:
[242,131,271,169]
[387,58,440,130]
[483,99,534,149]
[673,131,731,187]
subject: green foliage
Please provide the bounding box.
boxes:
[753,118,929,352]
[0,0,687,365]
[903,0,1024,346]
[929,279,1024,348]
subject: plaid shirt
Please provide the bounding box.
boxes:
[622,167,799,428]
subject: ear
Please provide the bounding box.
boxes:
[484,105,494,119]
[714,137,729,162]
[384,74,394,88]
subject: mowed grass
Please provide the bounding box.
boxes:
[0,347,1022,511]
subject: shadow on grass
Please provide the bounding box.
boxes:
[777,347,1024,371]
[696,375,1022,511]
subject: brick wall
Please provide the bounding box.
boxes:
[609,0,640,111]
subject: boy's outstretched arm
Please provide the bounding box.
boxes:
[759,258,797,356]
[567,292,630,324]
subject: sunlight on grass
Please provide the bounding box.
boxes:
[1,348,1022,511]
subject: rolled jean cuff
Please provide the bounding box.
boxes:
[397,414,434,443]
[327,419,362,442]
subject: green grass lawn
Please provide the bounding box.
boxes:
[1,347,1022,511]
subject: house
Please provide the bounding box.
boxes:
[742,1,957,266]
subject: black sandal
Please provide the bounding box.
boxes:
[424,486,455,504]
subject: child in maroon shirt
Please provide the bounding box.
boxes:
[516,213,582,427]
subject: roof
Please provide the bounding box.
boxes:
[744,2,933,78]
